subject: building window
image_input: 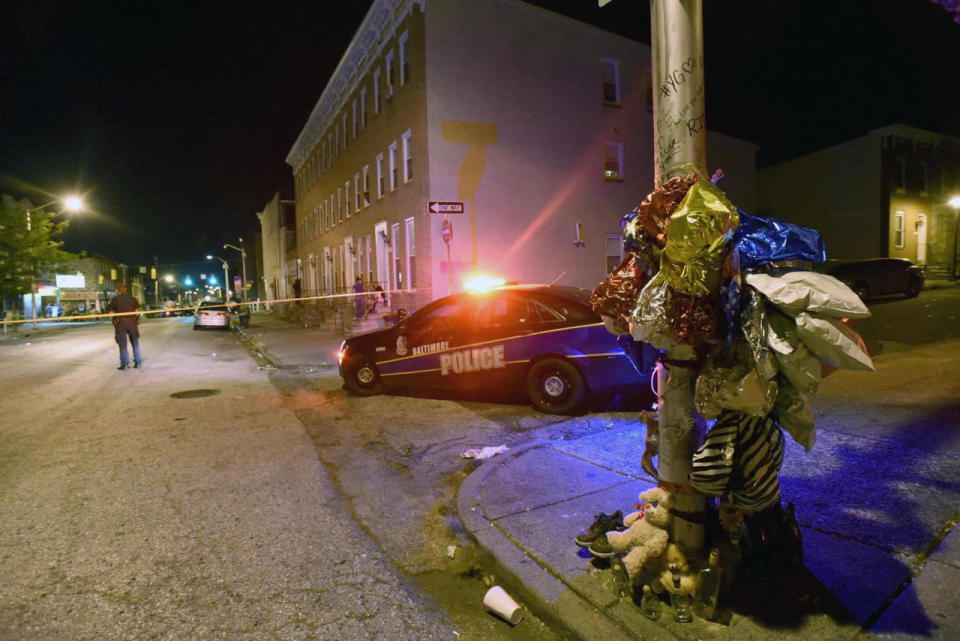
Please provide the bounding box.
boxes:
[388,141,398,191]
[385,50,395,98]
[365,235,373,283]
[895,156,906,192]
[920,160,929,194]
[342,113,348,148]
[329,195,335,227]
[399,31,409,86]
[354,172,361,212]
[392,222,401,288]
[359,88,367,130]
[373,68,381,114]
[602,58,620,104]
[405,217,415,288]
[351,100,358,139]
[322,140,329,171]
[376,153,385,199]
[337,187,343,223]
[401,129,412,183]
[604,141,623,180]
[344,181,351,218]
[334,129,339,157]
[362,165,370,206]
[894,211,905,248]
[339,245,345,292]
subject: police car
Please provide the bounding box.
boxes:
[337,284,650,414]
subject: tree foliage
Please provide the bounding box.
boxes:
[0,194,78,300]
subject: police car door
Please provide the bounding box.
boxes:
[394,295,472,391]
[461,291,540,392]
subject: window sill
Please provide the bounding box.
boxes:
[604,176,624,183]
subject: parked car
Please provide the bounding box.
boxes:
[337,284,652,414]
[193,300,231,330]
[824,258,925,301]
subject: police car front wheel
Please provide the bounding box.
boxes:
[526,358,586,415]
[343,356,383,396]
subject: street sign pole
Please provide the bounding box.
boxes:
[442,216,453,295]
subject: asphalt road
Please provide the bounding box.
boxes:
[2,285,956,640]
[0,317,451,641]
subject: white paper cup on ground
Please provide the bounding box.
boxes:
[483,586,523,625]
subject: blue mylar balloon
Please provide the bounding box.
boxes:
[734,210,827,270]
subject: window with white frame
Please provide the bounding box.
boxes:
[337,187,343,223]
[392,222,401,287]
[399,31,409,86]
[385,50,395,98]
[351,100,358,139]
[360,87,367,129]
[388,141,398,191]
[362,165,370,206]
[376,153,385,198]
[602,58,620,104]
[344,181,351,218]
[895,157,906,192]
[373,68,381,114]
[365,235,373,283]
[402,129,412,183]
[354,173,361,212]
[894,211,905,248]
[329,195,334,227]
[405,217,415,289]
[338,245,345,292]
[604,141,623,180]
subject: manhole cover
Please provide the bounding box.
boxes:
[170,389,221,399]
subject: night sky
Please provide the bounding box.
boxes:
[2,1,957,272]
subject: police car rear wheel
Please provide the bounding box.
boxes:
[343,356,383,396]
[526,358,586,415]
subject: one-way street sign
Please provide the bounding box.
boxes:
[428,201,464,214]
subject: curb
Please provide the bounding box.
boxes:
[456,441,678,641]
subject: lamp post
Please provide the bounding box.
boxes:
[24,195,84,328]
[949,196,960,279]
[207,255,230,300]
[223,239,248,302]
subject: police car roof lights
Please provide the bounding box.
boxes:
[464,274,506,293]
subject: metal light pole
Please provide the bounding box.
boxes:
[23,196,84,328]
[223,239,248,302]
[207,255,230,299]
[650,0,707,557]
[949,196,960,279]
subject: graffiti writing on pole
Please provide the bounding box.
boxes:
[657,55,704,98]
[687,113,705,137]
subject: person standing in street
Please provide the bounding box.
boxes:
[108,282,142,370]
[353,277,365,319]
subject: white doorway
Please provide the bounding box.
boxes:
[916,213,927,265]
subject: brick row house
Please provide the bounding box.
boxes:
[281,0,758,324]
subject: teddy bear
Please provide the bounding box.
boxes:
[605,486,673,582]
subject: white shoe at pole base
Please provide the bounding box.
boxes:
[483,586,523,625]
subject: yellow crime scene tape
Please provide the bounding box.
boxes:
[1,289,418,327]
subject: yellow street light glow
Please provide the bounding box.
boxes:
[63,195,84,212]
[164,274,174,282]
[948,196,960,208]
[464,273,506,292]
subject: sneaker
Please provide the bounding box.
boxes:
[588,534,617,558]
[575,510,624,547]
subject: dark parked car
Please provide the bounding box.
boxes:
[337,284,651,414]
[825,258,924,300]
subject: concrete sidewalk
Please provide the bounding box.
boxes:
[243,310,960,640]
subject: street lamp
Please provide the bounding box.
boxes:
[207,255,230,300]
[223,238,248,302]
[949,196,960,279]
[24,195,85,327]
